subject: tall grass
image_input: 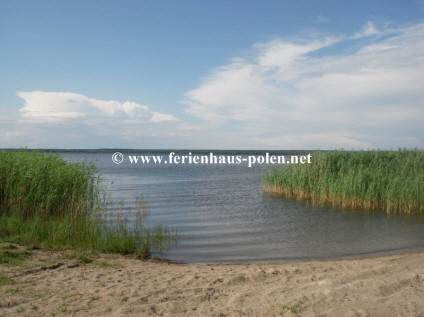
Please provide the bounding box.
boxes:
[0,150,178,256]
[263,149,424,214]
[0,150,95,218]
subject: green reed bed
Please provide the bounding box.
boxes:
[263,150,424,214]
[0,150,177,256]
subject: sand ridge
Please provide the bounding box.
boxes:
[1,248,424,317]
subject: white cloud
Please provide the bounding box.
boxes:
[17,91,178,123]
[255,37,337,68]
[0,91,183,148]
[4,22,424,150]
[353,21,380,38]
[183,22,424,149]
[150,112,179,123]
[185,62,279,123]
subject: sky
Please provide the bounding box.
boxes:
[1,0,424,150]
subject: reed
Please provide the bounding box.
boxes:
[0,150,95,218]
[263,149,424,214]
[0,150,178,256]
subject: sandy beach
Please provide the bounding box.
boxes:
[1,246,424,317]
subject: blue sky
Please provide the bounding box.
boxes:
[1,0,424,149]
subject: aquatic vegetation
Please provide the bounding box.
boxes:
[263,149,424,214]
[0,150,178,256]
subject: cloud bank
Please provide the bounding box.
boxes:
[17,91,178,123]
[184,22,424,149]
[1,91,183,148]
[3,22,424,149]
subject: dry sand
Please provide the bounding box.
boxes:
[1,246,424,317]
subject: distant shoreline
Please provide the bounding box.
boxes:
[0,148,316,155]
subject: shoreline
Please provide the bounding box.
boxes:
[1,246,424,316]
[164,246,424,266]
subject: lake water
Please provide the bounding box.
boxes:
[60,150,424,263]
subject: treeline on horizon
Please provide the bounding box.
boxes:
[263,149,424,214]
[2,147,421,156]
[0,148,314,155]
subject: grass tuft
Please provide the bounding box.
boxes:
[0,249,31,265]
[0,273,15,285]
[64,251,93,264]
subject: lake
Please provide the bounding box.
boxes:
[60,150,424,263]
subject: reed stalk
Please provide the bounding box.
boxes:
[0,150,178,256]
[263,149,424,214]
